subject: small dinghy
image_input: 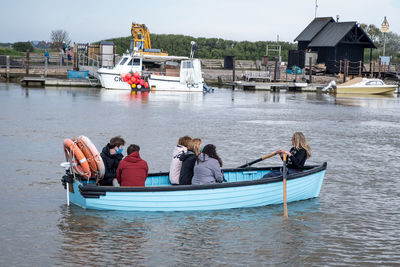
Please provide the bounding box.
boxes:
[61,162,327,212]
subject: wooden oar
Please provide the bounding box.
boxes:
[238,152,277,168]
[282,153,288,218]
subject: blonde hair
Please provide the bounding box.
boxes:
[178,136,192,148]
[188,138,202,155]
[292,132,311,158]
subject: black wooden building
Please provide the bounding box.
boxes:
[293,17,376,74]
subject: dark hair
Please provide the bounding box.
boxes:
[109,136,125,148]
[127,144,140,155]
[178,135,192,147]
[199,144,223,167]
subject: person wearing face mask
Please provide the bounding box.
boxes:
[99,136,125,186]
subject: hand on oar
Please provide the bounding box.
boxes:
[238,152,278,168]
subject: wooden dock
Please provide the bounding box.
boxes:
[227,81,325,92]
[20,77,100,87]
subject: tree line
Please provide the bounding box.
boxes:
[107,34,297,61]
[360,23,400,62]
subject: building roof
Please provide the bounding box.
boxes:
[294,17,335,42]
[308,22,357,47]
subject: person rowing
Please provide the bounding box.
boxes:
[263,132,311,178]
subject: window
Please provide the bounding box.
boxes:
[119,57,129,65]
[366,81,383,86]
[182,61,193,68]
[128,58,141,66]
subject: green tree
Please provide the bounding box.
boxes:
[12,42,34,52]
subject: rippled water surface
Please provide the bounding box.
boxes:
[0,83,399,266]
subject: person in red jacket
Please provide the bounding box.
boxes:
[116,144,148,186]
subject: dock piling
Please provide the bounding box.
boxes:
[6,56,10,80]
[26,49,30,75]
[44,57,48,77]
[273,60,278,82]
[309,57,312,83]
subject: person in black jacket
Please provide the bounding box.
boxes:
[262,132,311,178]
[179,138,202,185]
[99,136,125,186]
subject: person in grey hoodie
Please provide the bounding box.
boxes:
[192,144,224,185]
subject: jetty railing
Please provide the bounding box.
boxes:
[0,52,74,78]
[328,59,399,78]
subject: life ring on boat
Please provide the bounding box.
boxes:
[76,135,105,179]
[63,138,91,179]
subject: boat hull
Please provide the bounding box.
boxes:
[336,85,397,95]
[98,71,132,90]
[98,71,204,92]
[148,75,203,92]
[66,163,327,211]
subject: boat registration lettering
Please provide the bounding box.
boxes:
[114,76,123,82]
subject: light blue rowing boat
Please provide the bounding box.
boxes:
[61,162,327,211]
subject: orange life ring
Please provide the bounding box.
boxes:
[76,136,105,179]
[63,138,91,179]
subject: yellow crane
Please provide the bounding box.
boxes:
[131,22,151,50]
[131,22,168,56]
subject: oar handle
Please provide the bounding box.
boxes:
[238,152,277,168]
[261,152,278,161]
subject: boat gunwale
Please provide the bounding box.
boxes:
[79,162,327,195]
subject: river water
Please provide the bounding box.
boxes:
[0,83,399,266]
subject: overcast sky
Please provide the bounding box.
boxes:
[1,0,399,43]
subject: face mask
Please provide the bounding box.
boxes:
[115,147,123,154]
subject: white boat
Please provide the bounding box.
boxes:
[97,52,204,92]
[336,78,397,95]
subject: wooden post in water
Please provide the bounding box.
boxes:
[309,57,312,84]
[343,60,347,83]
[232,57,236,82]
[369,47,373,77]
[378,59,381,78]
[359,61,362,77]
[372,61,375,78]
[26,49,30,75]
[6,56,10,80]
[74,51,78,71]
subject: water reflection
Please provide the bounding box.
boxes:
[334,94,395,107]
[56,199,322,265]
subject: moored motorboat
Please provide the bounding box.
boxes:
[335,78,397,95]
[61,162,327,211]
[97,53,205,92]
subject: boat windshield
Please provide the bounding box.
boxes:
[366,81,384,86]
[182,61,194,69]
[128,58,141,66]
[119,57,129,66]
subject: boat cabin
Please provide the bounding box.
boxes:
[114,55,142,73]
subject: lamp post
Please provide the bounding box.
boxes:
[381,16,389,56]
